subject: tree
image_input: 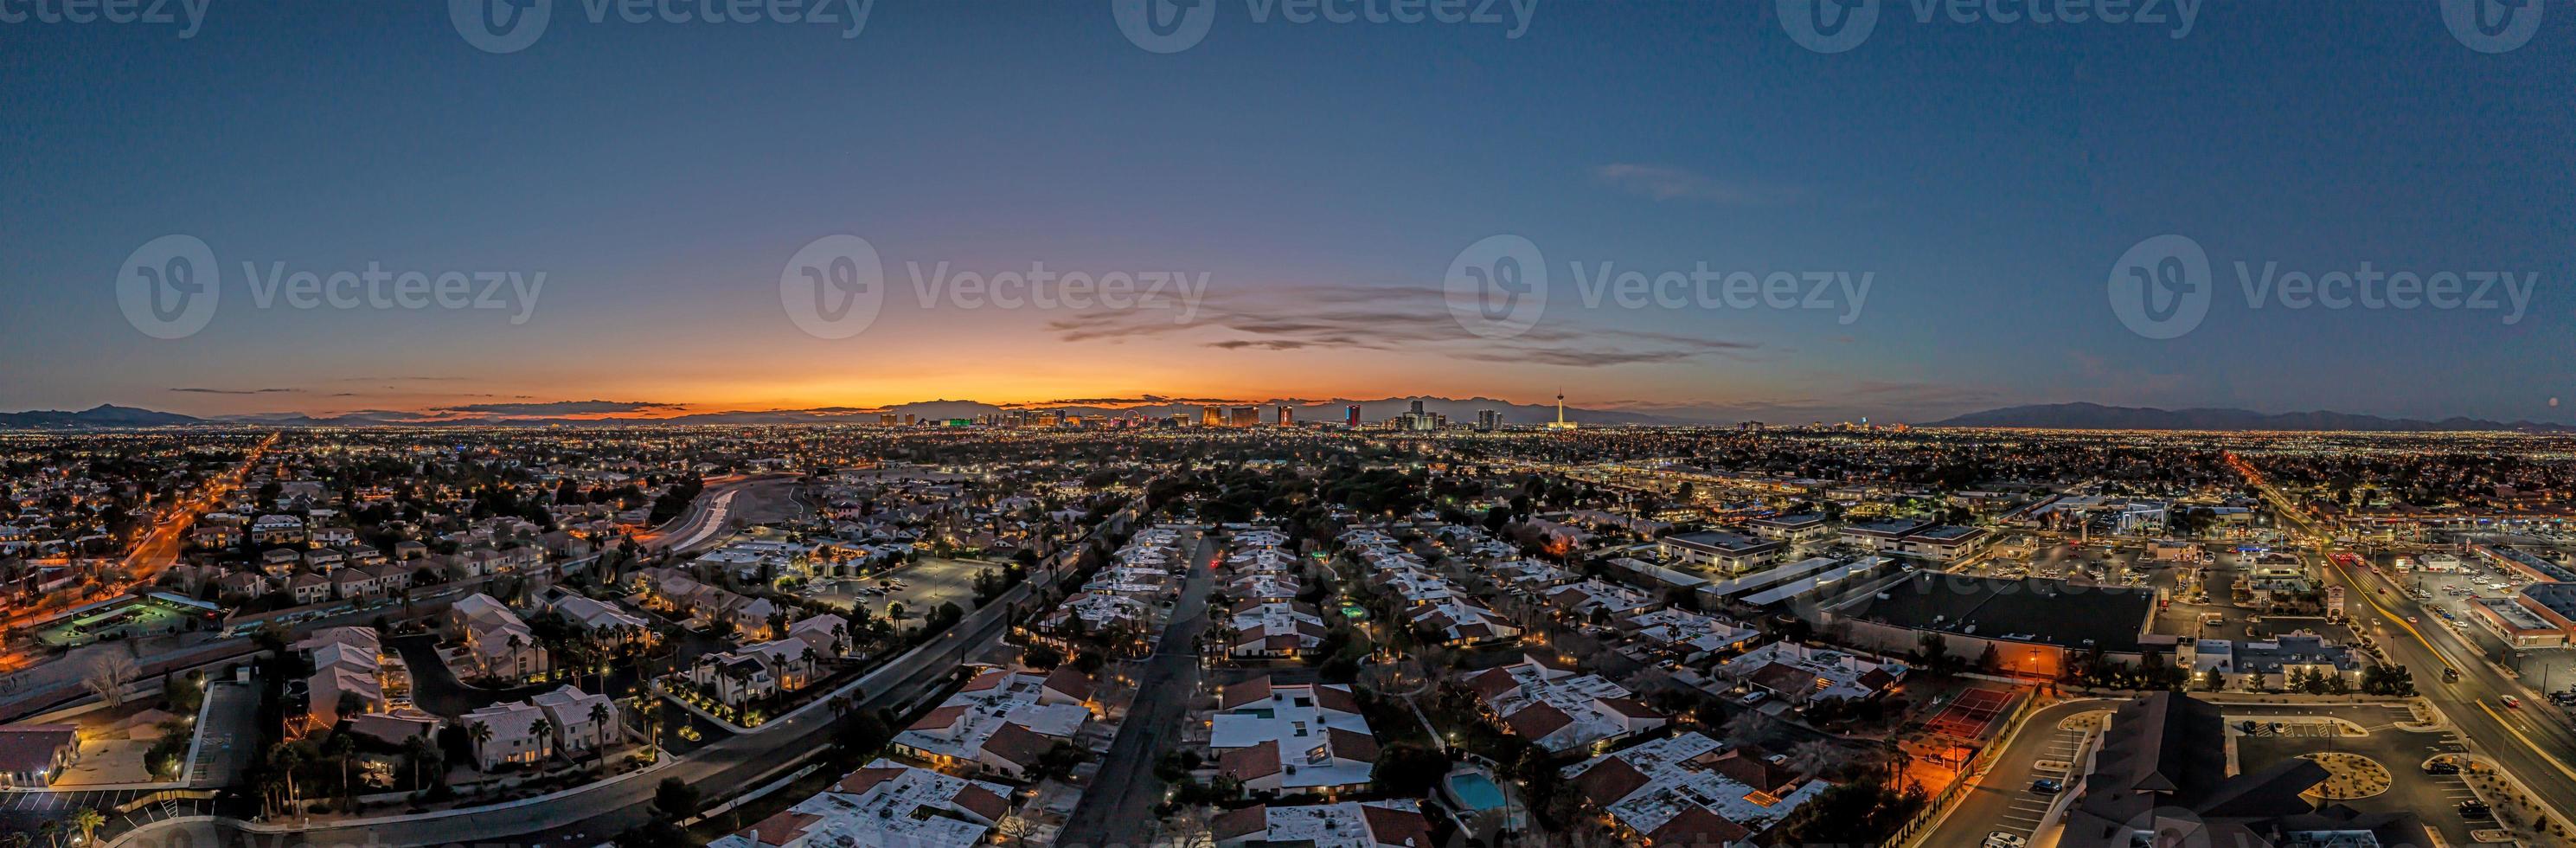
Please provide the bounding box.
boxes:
[652,776,702,819]
[69,807,105,846]
[589,702,615,768]
[467,722,495,768]
[82,652,139,709]
[1370,742,1451,796]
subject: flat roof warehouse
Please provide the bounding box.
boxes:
[1843,573,2156,654]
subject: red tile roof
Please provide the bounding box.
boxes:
[1220,740,1284,781]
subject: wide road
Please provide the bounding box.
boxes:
[637,473,799,555]
[1054,530,1218,848]
[2229,455,2576,819]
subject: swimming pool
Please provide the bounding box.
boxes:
[1447,772,1507,811]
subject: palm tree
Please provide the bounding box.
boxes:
[505,633,527,682]
[68,808,104,846]
[589,702,615,768]
[325,731,358,802]
[467,721,495,769]
[530,717,556,762]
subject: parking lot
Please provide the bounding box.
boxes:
[2355,549,2576,704]
[2231,702,2483,845]
[806,556,993,626]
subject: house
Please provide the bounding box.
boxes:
[287,571,332,605]
[705,759,1016,848]
[1227,601,1332,659]
[215,570,267,601]
[529,685,622,755]
[1562,731,1831,845]
[450,594,548,683]
[686,639,819,708]
[251,514,307,545]
[1714,642,1905,706]
[294,626,388,733]
[550,594,652,642]
[1548,579,1659,621]
[1209,800,1435,848]
[260,548,302,577]
[1404,598,1522,647]
[458,701,551,770]
[1464,657,1667,753]
[331,568,380,600]
[1210,678,1379,793]
[0,725,80,787]
[890,667,1090,778]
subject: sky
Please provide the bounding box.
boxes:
[2,1,2571,424]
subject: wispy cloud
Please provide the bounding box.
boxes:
[1045,281,1758,369]
[1592,164,1807,206]
[171,387,298,395]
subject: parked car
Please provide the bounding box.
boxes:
[2029,778,2064,794]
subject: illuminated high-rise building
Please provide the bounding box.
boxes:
[1201,405,1224,427]
[1345,405,1361,428]
[1277,405,1294,427]
[1477,409,1501,432]
[1228,406,1261,427]
[1547,389,1578,430]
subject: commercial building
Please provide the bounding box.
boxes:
[1827,573,2158,678]
[2058,692,2424,848]
[1657,530,1784,575]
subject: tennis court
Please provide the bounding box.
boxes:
[1924,686,2017,742]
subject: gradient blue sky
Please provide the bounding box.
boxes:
[3,1,2570,423]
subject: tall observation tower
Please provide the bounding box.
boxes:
[1547,389,1579,430]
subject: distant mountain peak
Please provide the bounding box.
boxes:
[1928,402,2569,433]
